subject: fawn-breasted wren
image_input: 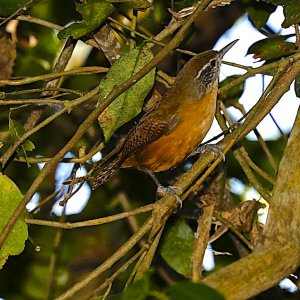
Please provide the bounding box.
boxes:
[92,40,238,189]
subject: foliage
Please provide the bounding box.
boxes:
[0,0,300,299]
[0,174,28,268]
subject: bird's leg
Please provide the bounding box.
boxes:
[147,172,183,209]
[190,144,225,161]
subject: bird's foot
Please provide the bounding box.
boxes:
[157,185,183,209]
[192,144,225,161]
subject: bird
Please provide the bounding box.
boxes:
[91,40,238,190]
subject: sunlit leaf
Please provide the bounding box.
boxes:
[160,220,194,278]
[58,0,115,39]
[0,174,28,268]
[98,46,155,142]
[167,282,225,300]
[247,35,295,61]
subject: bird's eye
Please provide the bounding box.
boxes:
[210,59,216,68]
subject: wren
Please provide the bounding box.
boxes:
[92,40,238,189]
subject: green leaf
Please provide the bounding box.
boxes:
[262,0,300,28]
[160,220,194,278]
[282,0,300,28]
[295,73,300,97]
[0,174,28,268]
[247,35,295,61]
[98,46,155,142]
[58,0,115,39]
[111,277,150,300]
[219,75,245,107]
[9,117,35,153]
[105,0,151,9]
[167,282,225,300]
[244,0,276,30]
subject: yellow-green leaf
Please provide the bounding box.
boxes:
[98,46,155,142]
[58,0,115,39]
[9,117,35,163]
[160,220,194,278]
[247,35,295,61]
[0,174,28,268]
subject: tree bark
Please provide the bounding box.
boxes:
[203,106,300,299]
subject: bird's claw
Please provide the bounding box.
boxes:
[192,144,225,161]
[157,185,183,209]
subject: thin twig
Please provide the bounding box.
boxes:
[239,147,275,185]
[89,247,148,299]
[44,209,67,300]
[192,203,215,282]
[218,101,273,199]
[26,203,155,229]
[0,0,33,26]
[2,87,84,97]
[0,66,108,86]
[55,215,154,300]
[15,142,104,164]
[214,212,253,250]
[0,87,99,168]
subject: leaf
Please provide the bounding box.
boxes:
[247,35,295,61]
[167,282,225,300]
[295,73,300,98]
[0,174,28,268]
[261,0,300,28]
[98,46,155,142]
[282,0,300,28]
[111,277,150,300]
[244,0,276,30]
[58,0,115,39]
[219,75,245,107]
[160,220,194,278]
[105,0,151,9]
[9,117,35,153]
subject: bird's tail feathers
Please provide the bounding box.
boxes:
[91,156,123,190]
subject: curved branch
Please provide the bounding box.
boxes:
[203,108,300,299]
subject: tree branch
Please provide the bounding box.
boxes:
[203,107,300,299]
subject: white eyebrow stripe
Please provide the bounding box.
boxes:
[195,69,202,79]
[194,58,215,80]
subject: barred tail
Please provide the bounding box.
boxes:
[91,156,123,190]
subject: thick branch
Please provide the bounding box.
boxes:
[203,107,300,299]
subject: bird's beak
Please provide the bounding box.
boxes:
[218,39,239,58]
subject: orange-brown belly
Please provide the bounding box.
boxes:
[121,91,217,172]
